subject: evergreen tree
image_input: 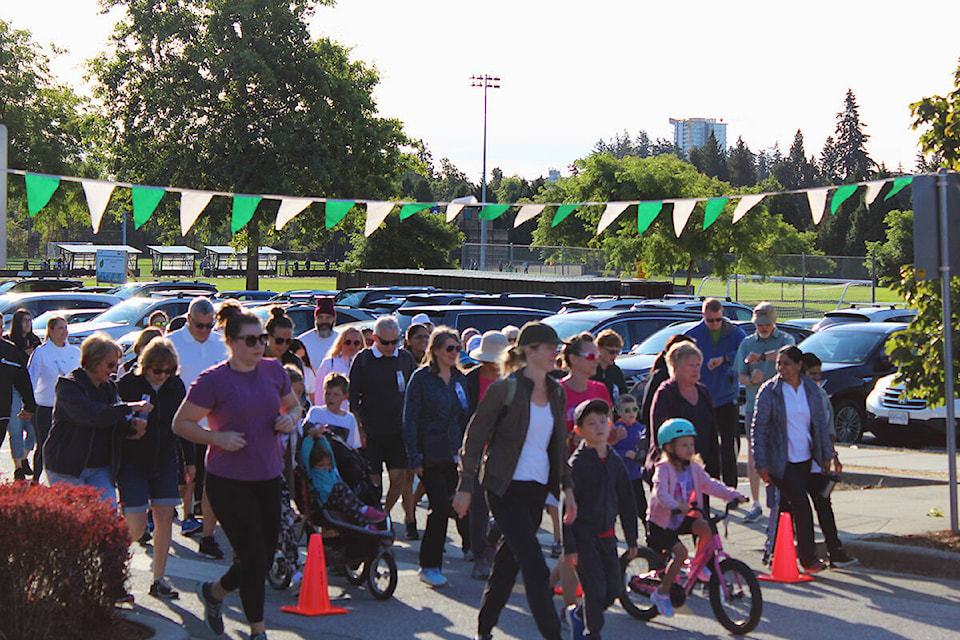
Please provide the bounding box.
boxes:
[688,131,728,181]
[819,136,842,184]
[726,137,756,187]
[833,89,875,182]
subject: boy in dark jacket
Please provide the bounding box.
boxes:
[563,399,638,639]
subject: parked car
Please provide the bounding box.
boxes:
[215,290,277,302]
[541,309,701,354]
[396,292,470,309]
[0,292,121,332]
[0,278,83,294]
[812,304,916,331]
[335,287,442,310]
[457,293,573,313]
[108,280,218,300]
[630,295,755,321]
[797,322,907,444]
[251,304,374,335]
[866,374,960,445]
[65,294,201,344]
[267,289,339,304]
[395,305,552,333]
[559,296,651,313]
[32,308,115,333]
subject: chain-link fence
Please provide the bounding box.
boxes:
[460,243,608,277]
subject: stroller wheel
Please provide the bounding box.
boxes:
[267,551,292,591]
[366,549,398,601]
[344,562,365,586]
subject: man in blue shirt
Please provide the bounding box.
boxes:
[684,298,746,488]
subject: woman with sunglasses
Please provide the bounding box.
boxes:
[315,326,364,410]
[117,336,186,600]
[402,327,471,588]
[174,305,301,640]
[264,306,303,371]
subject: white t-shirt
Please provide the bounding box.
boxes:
[168,326,229,387]
[783,382,813,463]
[298,328,339,374]
[27,341,81,407]
[512,401,553,484]
[303,405,361,450]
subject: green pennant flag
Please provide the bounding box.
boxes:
[400,202,433,220]
[884,176,913,201]
[231,195,262,233]
[479,204,510,220]
[25,174,61,217]
[131,186,165,229]
[551,204,579,227]
[703,197,727,230]
[637,201,663,235]
[325,200,354,230]
[830,184,859,215]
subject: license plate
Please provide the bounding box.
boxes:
[888,411,909,425]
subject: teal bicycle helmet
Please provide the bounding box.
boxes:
[657,418,697,447]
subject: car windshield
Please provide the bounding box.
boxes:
[541,315,599,341]
[89,298,154,325]
[630,321,698,355]
[334,290,366,307]
[816,313,868,330]
[798,329,886,364]
[0,282,19,293]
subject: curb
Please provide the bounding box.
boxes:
[120,606,189,640]
[735,461,947,488]
[842,536,960,579]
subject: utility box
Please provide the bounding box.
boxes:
[913,173,960,279]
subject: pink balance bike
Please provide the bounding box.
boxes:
[620,500,763,635]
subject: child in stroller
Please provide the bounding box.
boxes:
[300,432,387,528]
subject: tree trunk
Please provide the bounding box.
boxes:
[245,219,259,291]
[685,258,695,288]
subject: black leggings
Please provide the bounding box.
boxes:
[205,472,281,624]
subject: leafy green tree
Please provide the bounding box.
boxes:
[865,209,913,285]
[688,131,728,181]
[911,62,960,169]
[93,0,406,289]
[344,210,464,269]
[726,137,756,187]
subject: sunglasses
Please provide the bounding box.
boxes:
[705,317,724,324]
[377,337,400,346]
[620,406,640,413]
[151,368,176,376]
[442,344,459,353]
[193,321,215,330]
[574,352,598,361]
[238,333,269,347]
[344,339,363,347]
[154,321,167,327]
[604,348,620,356]
[273,336,291,345]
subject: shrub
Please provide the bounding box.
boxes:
[0,481,131,640]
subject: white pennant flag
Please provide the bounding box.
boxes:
[275,197,315,230]
[732,194,765,223]
[596,201,632,234]
[514,203,546,228]
[447,195,478,223]
[364,201,395,237]
[670,199,698,237]
[863,180,885,207]
[807,188,830,225]
[80,179,117,233]
[180,190,214,235]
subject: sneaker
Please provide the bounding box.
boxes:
[829,549,859,568]
[472,559,491,580]
[363,506,387,523]
[149,579,179,600]
[13,467,26,481]
[419,567,448,588]
[802,560,828,574]
[199,536,224,560]
[197,582,224,635]
[650,589,675,617]
[405,520,420,541]
[20,459,33,475]
[742,504,762,523]
[550,541,563,559]
[181,516,203,536]
[565,604,585,640]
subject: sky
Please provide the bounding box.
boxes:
[6,0,960,186]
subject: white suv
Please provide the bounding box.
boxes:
[865,373,960,444]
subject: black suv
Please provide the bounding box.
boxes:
[540,309,701,353]
[335,287,442,310]
[109,280,218,300]
[395,305,552,333]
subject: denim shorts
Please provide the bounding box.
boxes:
[47,466,116,505]
[117,455,181,513]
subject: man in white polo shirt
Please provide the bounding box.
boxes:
[168,297,228,559]
[298,296,339,377]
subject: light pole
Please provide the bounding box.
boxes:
[471,74,499,271]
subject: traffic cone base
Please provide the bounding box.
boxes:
[553,583,584,597]
[758,511,814,583]
[281,533,349,616]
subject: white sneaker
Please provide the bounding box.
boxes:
[742,505,762,523]
[419,568,448,588]
[650,589,675,617]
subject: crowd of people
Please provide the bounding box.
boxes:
[0,293,859,640]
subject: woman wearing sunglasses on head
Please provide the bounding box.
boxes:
[264,306,303,371]
[117,336,186,600]
[402,327,472,588]
[174,305,302,640]
[315,326,364,410]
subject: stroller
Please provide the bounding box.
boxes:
[268,431,398,601]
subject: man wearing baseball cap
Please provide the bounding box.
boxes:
[298,296,340,372]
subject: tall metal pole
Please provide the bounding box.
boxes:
[0,125,7,270]
[937,169,958,534]
[471,74,499,271]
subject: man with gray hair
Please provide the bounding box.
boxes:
[168,296,228,557]
[349,315,419,539]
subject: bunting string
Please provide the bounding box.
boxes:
[4,168,915,238]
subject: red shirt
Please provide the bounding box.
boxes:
[478,374,495,403]
[561,379,613,433]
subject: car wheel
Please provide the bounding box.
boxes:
[833,399,865,444]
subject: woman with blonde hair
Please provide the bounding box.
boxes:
[315,326,364,407]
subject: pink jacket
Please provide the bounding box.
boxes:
[647,459,742,529]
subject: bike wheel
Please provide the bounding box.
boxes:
[619,547,665,621]
[708,558,763,635]
[366,549,398,601]
[267,551,292,591]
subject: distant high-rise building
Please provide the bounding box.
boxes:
[547,168,561,182]
[669,117,727,157]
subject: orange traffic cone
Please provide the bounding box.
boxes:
[281,533,349,616]
[758,511,814,583]
[553,583,584,597]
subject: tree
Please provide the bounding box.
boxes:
[831,89,875,183]
[93,0,406,289]
[688,131,728,181]
[911,61,960,169]
[593,130,651,159]
[344,210,464,269]
[770,130,821,231]
[726,137,756,187]
[865,209,913,285]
